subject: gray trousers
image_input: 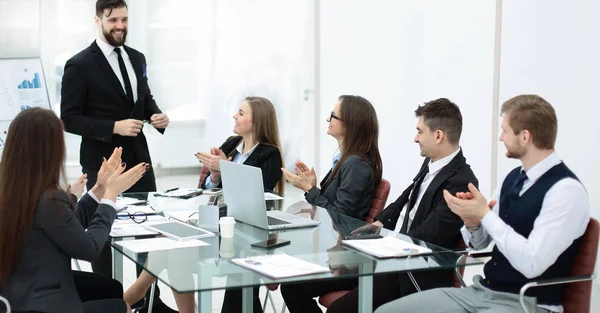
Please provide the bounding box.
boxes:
[375,275,551,313]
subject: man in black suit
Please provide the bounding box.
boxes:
[281,98,479,313]
[61,0,168,194]
[60,1,172,312]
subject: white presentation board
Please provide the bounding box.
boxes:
[0,58,51,155]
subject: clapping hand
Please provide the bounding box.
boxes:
[96,147,123,188]
[104,162,150,201]
[443,183,493,226]
[282,166,314,192]
[67,174,87,199]
[196,148,231,172]
[294,160,317,188]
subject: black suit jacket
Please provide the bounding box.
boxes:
[202,136,283,192]
[375,149,478,290]
[0,191,116,313]
[60,41,164,175]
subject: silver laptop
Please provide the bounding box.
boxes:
[220,160,320,230]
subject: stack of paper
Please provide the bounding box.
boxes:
[232,254,330,279]
[342,236,432,258]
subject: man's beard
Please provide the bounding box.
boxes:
[103,27,127,47]
[505,142,525,159]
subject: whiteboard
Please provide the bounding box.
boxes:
[0,58,51,156]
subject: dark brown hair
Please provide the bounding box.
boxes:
[329,95,382,186]
[414,98,463,145]
[245,96,285,193]
[96,0,127,17]
[0,108,66,283]
[501,94,557,150]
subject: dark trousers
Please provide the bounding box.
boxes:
[281,273,412,313]
[73,270,127,313]
[221,287,262,313]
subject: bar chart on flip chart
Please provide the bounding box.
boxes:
[0,58,51,157]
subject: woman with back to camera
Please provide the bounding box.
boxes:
[0,107,148,313]
[123,96,285,313]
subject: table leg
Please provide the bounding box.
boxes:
[358,262,374,313]
[111,238,123,283]
[197,290,212,313]
[242,286,254,313]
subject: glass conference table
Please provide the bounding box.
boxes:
[110,192,482,313]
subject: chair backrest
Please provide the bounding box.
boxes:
[197,165,210,189]
[366,178,391,223]
[563,218,599,313]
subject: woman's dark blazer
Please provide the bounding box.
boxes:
[304,154,376,221]
[202,136,283,192]
[0,190,117,313]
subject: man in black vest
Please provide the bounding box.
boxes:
[376,94,589,313]
[60,1,173,312]
[282,98,479,313]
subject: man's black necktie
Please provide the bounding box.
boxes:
[503,170,528,209]
[400,166,429,233]
[114,47,134,107]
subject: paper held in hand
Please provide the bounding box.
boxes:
[232,253,331,279]
[342,236,432,259]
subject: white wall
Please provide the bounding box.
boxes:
[498,0,600,221]
[319,0,497,202]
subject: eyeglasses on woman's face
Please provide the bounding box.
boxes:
[326,112,343,122]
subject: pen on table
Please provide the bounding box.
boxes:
[163,187,179,193]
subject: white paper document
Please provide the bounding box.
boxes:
[342,236,433,258]
[264,192,284,200]
[110,215,167,237]
[231,253,331,279]
[111,224,158,237]
[116,197,147,207]
[121,205,158,214]
[116,237,209,253]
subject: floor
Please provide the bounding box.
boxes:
[74,173,600,312]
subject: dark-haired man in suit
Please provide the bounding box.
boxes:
[60,1,172,312]
[281,98,479,313]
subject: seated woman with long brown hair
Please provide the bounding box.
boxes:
[123,96,285,313]
[0,108,148,313]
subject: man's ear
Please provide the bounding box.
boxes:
[522,130,531,144]
[436,130,444,143]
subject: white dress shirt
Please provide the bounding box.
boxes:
[96,38,138,103]
[461,152,589,313]
[205,141,260,188]
[392,148,461,233]
[87,190,117,211]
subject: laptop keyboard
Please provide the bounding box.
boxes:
[267,216,292,226]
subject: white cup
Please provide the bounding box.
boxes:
[219,237,235,258]
[219,216,236,238]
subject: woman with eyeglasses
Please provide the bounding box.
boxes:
[282,95,382,221]
[280,95,383,313]
[0,108,148,313]
[123,96,285,313]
